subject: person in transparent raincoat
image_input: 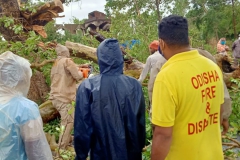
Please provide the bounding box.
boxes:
[0,51,52,160]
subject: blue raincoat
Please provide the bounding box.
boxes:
[74,39,146,160]
[0,51,52,160]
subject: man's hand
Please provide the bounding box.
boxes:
[151,126,173,160]
[221,118,229,135]
[225,46,229,51]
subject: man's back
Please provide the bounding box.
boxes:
[74,39,145,160]
[0,96,52,160]
[152,50,224,159]
[50,57,81,103]
[0,97,35,159]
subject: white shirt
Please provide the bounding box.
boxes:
[138,51,163,83]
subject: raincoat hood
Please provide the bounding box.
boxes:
[0,51,32,104]
[56,44,70,57]
[97,38,124,75]
[74,40,146,159]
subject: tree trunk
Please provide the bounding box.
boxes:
[39,100,60,123]
[155,0,161,22]
[0,0,64,41]
[214,54,239,88]
[231,0,237,38]
[27,70,50,104]
[65,41,144,78]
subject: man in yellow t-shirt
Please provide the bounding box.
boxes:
[151,15,224,160]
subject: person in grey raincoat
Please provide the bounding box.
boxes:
[0,51,52,160]
[74,38,146,160]
[232,34,240,68]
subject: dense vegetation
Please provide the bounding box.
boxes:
[1,0,240,159]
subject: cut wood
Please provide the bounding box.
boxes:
[31,59,55,70]
[39,100,60,123]
[214,54,240,88]
[65,41,98,63]
[65,41,144,79]
[0,0,64,41]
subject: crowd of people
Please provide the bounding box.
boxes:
[0,14,236,160]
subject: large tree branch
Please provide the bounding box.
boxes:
[31,59,55,70]
[65,41,98,63]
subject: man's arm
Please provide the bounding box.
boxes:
[151,78,176,160]
[66,59,83,81]
[151,126,173,160]
[148,58,166,98]
[138,57,151,83]
[220,104,224,124]
[21,117,53,160]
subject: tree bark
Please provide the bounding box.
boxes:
[39,100,60,123]
[231,0,237,38]
[214,54,239,88]
[155,0,161,22]
[0,0,64,41]
[28,70,50,104]
[65,41,98,63]
[65,41,144,78]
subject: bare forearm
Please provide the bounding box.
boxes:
[151,134,172,160]
[220,105,224,124]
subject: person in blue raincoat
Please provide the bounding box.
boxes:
[74,38,146,160]
[0,51,52,160]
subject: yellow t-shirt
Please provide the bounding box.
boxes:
[152,50,224,160]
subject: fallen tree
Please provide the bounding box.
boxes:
[35,41,240,123]
[38,41,144,123]
[0,1,239,122]
[65,41,144,78]
[214,54,240,88]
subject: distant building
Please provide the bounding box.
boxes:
[55,11,111,35]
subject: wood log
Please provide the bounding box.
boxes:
[65,41,98,63]
[39,100,60,123]
[21,0,64,20]
[0,0,64,41]
[214,54,240,88]
[65,41,144,79]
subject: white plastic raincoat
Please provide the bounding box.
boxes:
[0,51,52,160]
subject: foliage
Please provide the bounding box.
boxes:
[2,0,240,159]
[229,78,240,131]
[43,118,61,142]
[43,21,83,44]
[57,149,75,160]
[142,143,152,160]
[186,0,240,42]
[221,78,240,159]
[31,0,81,6]
[0,16,23,35]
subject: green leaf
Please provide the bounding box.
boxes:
[68,106,75,115]
[61,155,69,159]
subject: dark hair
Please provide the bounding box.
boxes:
[158,15,189,46]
